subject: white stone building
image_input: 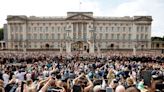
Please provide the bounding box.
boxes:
[4,12,152,53]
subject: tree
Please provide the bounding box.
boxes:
[151,36,163,41]
[0,28,4,40]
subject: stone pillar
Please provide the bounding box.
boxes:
[90,42,94,53]
[148,25,151,49]
[97,43,100,54]
[76,23,78,39]
[133,46,136,56]
[7,24,11,49]
[22,23,27,51]
[81,23,83,39]
[66,42,71,53]
[60,43,63,53]
[88,41,94,53]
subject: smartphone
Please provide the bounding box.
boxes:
[106,87,113,92]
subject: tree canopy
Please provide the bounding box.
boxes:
[151,36,164,41]
[0,28,3,40]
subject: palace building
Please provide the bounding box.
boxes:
[4,12,152,53]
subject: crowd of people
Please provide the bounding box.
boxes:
[0,51,164,92]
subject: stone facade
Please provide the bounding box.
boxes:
[4,12,152,53]
[151,41,164,50]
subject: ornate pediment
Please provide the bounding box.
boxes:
[7,16,27,21]
[134,16,152,21]
[66,14,94,20]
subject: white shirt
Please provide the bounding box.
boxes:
[15,72,26,81]
[43,70,49,78]
[3,73,9,87]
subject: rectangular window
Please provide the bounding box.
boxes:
[27,34,31,40]
[123,34,126,40]
[123,27,125,32]
[64,33,67,39]
[10,26,13,32]
[46,27,48,31]
[117,27,120,31]
[46,34,49,39]
[145,27,148,32]
[63,27,66,31]
[11,34,14,40]
[105,33,108,39]
[137,27,139,32]
[58,33,60,40]
[136,34,139,40]
[15,34,18,40]
[162,44,164,47]
[111,34,114,39]
[20,34,23,40]
[128,34,131,40]
[52,34,55,39]
[141,26,143,32]
[100,33,103,39]
[40,34,43,39]
[20,26,22,32]
[117,34,120,40]
[106,27,108,32]
[15,26,18,32]
[141,34,144,39]
[73,33,76,40]
[112,27,114,31]
[145,34,148,39]
[58,27,60,32]
[34,27,36,31]
[52,27,54,31]
[94,33,97,39]
[40,27,42,31]
[34,34,37,39]
[100,27,102,31]
[129,27,131,32]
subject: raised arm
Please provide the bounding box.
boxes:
[72,73,84,85]
[84,75,93,92]
[39,78,54,92]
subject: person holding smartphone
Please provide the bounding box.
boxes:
[39,77,66,92]
[72,73,93,92]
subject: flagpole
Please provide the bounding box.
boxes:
[79,0,82,11]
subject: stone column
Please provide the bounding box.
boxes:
[22,23,27,51]
[97,43,100,54]
[133,46,136,55]
[89,42,94,53]
[7,24,11,49]
[76,23,78,39]
[87,41,94,53]
[81,23,83,40]
[148,25,151,49]
[66,42,71,53]
[60,43,63,53]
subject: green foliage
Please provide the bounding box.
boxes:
[151,36,164,41]
[0,28,3,40]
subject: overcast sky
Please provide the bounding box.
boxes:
[0,0,163,37]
